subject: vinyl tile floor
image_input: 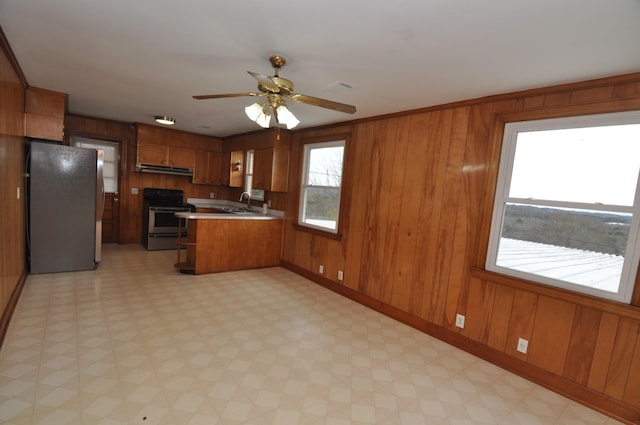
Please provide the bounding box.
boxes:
[0,244,626,425]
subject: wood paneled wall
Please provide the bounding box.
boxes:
[281,73,640,423]
[0,27,26,344]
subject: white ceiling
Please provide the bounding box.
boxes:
[1,0,639,137]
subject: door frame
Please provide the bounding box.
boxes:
[67,132,125,244]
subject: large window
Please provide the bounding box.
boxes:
[298,140,345,233]
[487,111,640,303]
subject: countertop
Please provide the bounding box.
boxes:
[186,198,284,217]
[175,212,282,220]
[180,198,284,220]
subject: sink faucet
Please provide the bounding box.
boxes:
[240,191,251,210]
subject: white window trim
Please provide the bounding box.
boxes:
[298,140,345,234]
[486,110,640,304]
[245,149,254,193]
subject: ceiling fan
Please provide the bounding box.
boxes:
[193,55,356,129]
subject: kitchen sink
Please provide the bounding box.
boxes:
[212,206,259,214]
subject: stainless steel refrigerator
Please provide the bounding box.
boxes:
[27,140,104,273]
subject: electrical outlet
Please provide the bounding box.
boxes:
[267,200,272,208]
[338,270,344,280]
[131,187,139,195]
[319,265,324,274]
[517,338,529,354]
[455,314,465,329]
[209,192,215,199]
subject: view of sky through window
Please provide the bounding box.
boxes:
[510,124,640,206]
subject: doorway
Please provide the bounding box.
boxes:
[70,136,121,243]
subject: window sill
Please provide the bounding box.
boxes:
[470,267,640,320]
[293,223,343,241]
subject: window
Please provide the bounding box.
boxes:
[70,136,119,193]
[487,111,640,303]
[245,150,254,193]
[299,140,345,233]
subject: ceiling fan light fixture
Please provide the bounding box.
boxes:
[245,103,271,128]
[154,115,175,125]
[276,104,300,129]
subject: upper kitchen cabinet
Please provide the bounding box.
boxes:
[137,141,195,169]
[136,123,221,175]
[227,150,244,188]
[193,150,222,185]
[224,129,290,192]
[253,146,289,192]
[25,87,68,141]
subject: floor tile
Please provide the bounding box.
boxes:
[0,244,627,424]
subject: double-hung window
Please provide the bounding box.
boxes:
[487,111,640,303]
[298,140,345,233]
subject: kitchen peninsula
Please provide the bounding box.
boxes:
[175,200,283,275]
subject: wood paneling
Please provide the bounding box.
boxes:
[563,306,601,385]
[624,341,640,408]
[528,296,575,375]
[0,26,27,346]
[588,312,620,393]
[281,72,640,423]
[486,285,515,351]
[604,318,639,400]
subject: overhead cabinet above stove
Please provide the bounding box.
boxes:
[135,123,222,177]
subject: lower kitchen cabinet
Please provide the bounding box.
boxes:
[176,217,283,274]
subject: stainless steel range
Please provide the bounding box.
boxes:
[142,188,194,250]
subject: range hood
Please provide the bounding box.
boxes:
[136,163,193,176]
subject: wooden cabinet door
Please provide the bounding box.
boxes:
[137,142,168,165]
[252,148,273,190]
[24,87,67,141]
[220,152,231,186]
[193,151,222,185]
[169,146,195,169]
[208,152,222,185]
[253,147,289,192]
[229,150,244,187]
[193,150,209,184]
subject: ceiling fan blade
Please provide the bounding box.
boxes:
[247,71,280,93]
[290,93,356,114]
[193,92,263,100]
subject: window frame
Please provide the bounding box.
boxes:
[244,149,254,193]
[298,139,346,235]
[486,110,640,304]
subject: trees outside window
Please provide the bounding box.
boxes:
[298,140,345,233]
